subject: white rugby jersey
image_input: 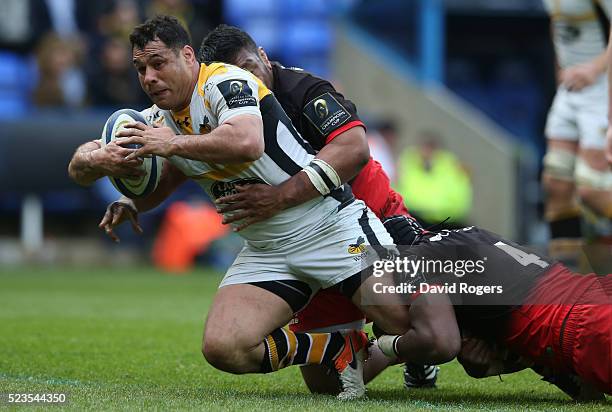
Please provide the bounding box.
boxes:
[543,0,612,69]
[141,63,354,245]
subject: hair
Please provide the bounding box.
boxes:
[198,24,258,64]
[129,15,192,52]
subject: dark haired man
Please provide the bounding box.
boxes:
[68,16,460,400]
[199,24,439,392]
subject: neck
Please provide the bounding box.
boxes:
[173,63,200,112]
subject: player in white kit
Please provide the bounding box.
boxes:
[542,0,612,269]
[67,16,461,399]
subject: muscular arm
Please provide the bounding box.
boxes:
[120,115,264,164]
[273,126,369,208]
[395,293,461,365]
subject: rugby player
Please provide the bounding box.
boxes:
[198,24,439,393]
[541,0,612,268]
[68,16,460,399]
[372,225,612,399]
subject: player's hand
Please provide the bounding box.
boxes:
[98,199,143,242]
[606,126,612,166]
[215,184,284,231]
[91,142,144,179]
[560,63,599,91]
[115,122,176,160]
[457,337,501,378]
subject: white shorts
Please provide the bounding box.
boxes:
[219,200,395,291]
[545,80,608,150]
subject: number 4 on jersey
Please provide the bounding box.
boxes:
[494,241,549,269]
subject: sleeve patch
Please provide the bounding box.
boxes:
[217,79,257,109]
[303,92,351,136]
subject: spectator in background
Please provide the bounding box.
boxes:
[397,131,473,229]
[145,0,221,49]
[87,36,149,109]
[32,32,86,107]
[367,122,397,183]
[541,0,612,271]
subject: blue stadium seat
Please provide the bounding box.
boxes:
[281,0,330,18]
[224,0,280,24]
[282,21,332,57]
[241,19,282,57]
[0,52,33,118]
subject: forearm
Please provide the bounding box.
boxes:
[271,127,370,210]
[131,162,187,213]
[396,294,461,365]
[589,50,608,76]
[68,141,104,186]
[170,116,264,164]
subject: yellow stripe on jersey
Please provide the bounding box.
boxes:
[191,162,254,181]
[197,62,228,97]
[170,105,193,134]
[197,62,272,102]
[252,74,272,101]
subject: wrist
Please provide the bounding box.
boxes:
[167,135,181,157]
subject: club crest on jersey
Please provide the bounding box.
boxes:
[200,115,211,134]
[304,92,350,136]
[348,236,366,254]
[217,79,257,109]
[210,177,266,199]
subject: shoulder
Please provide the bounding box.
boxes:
[199,63,271,103]
[273,62,331,97]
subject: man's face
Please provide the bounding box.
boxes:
[132,39,194,110]
[231,47,273,89]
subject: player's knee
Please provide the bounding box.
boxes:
[202,336,243,373]
[542,149,576,188]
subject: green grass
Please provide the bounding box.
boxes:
[0,266,609,411]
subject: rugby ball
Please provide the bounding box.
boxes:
[101,108,164,198]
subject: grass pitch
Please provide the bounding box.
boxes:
[0,266,609,411]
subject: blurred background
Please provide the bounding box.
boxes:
[0,0,563,271]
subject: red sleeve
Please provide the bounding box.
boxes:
[350,158,409,219]
[325,120,366,144]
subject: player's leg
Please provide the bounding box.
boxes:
[542,89,582,268]
[542,138,581,267]
[202,281,369,397]
[574,147,612,273]
[574,99,612,273]
[202,283,294,373]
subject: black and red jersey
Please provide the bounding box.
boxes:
[270,62,365,151]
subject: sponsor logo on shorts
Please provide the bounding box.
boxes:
[348,236,367,255]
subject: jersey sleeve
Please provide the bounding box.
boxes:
[301,82,365,147]
[205,70,263,125]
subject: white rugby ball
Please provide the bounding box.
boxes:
[101,108,164,198]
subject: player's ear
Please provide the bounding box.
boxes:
[258,47,272,69]
[182,45,196,63]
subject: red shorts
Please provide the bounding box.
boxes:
[505,264,612,394]
[289,286,363,332]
